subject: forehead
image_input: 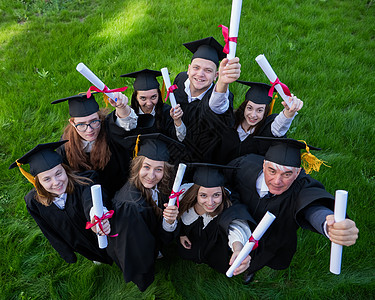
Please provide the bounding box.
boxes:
[198,186,222,194]
[246,100,266,109]
[142,157,164,168]
[38,164,63,178]
[190,58,217,70]
[73,112,99,123]
[137,89,159,97]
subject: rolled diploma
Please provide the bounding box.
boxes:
[161,67,177,108]
[226,211,276,277]
[255,54,292,107]
[76,62,116,100]
[91,184,108,249]
[168,163,187,206]
[227,0,242,60]
[329,190,348,274]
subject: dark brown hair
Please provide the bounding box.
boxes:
[178,184,231,218]
[130,89,164,129]
[128,155,174,217]
[234,99,270,135]
[62,108,111,171]
[34,163,92,206]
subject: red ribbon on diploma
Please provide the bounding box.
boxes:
[218,24,238,54]
[268,78,291,98]
[86,85,128,98]
[85,210,118,237]
[164,84,178,102]
[249,235,259,250]
[169,189,185,208]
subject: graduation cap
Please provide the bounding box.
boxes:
[236,81,273,105]
[183,37,226,67]
[120,69,162,91]
[8,141,67,188]
[255,137,329,174]
[188,163,238,188]
[51,93,99,117]
[123,133,184,162]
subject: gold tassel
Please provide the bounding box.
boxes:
[16,161,36,187]
[298,140,330,174]
[103,94,110,107]
[268,94,277,116]
[161,81,166,102]
[133,134,141,159]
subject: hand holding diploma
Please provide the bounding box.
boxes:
[329,190,359,274]
[161,67,177,108]
[255,54,293,108]
[226,211,276,277]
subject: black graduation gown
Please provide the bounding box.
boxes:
[227,154,335,273]
[178,201,256,274]
[25,171,112,264]
[106,182,174,292]
[173,72,235,162]
[212,113,283,164]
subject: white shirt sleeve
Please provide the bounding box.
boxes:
[163,218,178,232]
[209,85,230,114]
[115,107,138,131]
[228,219,252,251]
[175,121,187,142]
[270,110,296,137]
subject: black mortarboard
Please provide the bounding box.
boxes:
[9,141,67,176]
[189,163,238,188]
[120,69,161,91]
[236,81,273,105]
[124,133,184,162]
[255,137,321,168]
[51,93,99,117]
[183,37,226,67]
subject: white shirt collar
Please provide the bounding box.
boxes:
[151,185,159,205]
[256,171,270,198]
[184,78,213,103]
[53,193,67,210]
[82,140,95,153]
[236,124,255,141]
[138,107,156,116]
[181,207,217,229]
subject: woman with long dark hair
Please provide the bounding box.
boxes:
[213,81,303,164]
[9,141,112,265]
[177,163,256,276]
[120,69,186,142]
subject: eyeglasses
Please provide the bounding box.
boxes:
[73,119,101,132]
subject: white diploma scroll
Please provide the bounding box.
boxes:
[330,190,348,274]
[255,54,292,107]
[91,184,108,249]
[227,0,243,60]
[161,67,177,108]
[168,163,187,206]
[226,211,276,277]
[76,62,116,100]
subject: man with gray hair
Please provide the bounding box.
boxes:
[226,137,359,283]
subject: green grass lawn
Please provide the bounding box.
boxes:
[1,0,374,299]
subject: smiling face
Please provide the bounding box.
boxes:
[136,89,159,114]
[242,100,266,131]
[37,164,68,196]
[139,157,165,189]
[69,112,101,142]
[187,58,218,97]
[194,186,223,215]
[263,161,301,195]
